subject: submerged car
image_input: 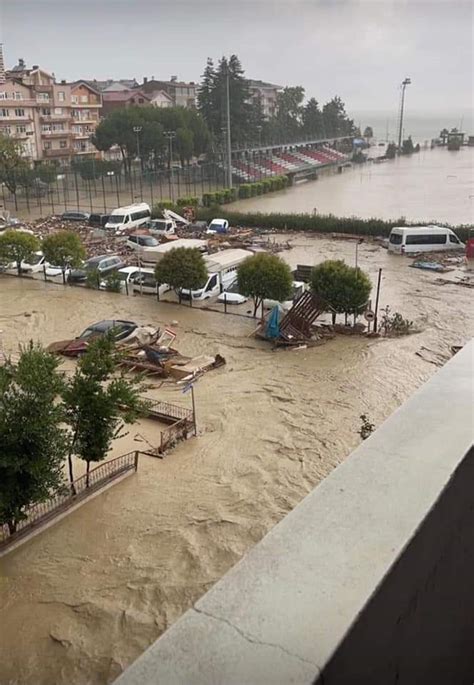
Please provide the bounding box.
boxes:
[217,279,248,305]
[59,320,140,356]
[61,210,90,222]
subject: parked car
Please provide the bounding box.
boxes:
[99,266,143,291]
[126,234,160,250]
[67,254,125,283]
[20,251,49,273]
[206,218,229,235]
[89,213,110,228]
[61,210,90,222]
[217,278,248,305]
[131,268,171,297]
[45,264,71,278]
[78,319,138,342]
[263,281,308,312]
[145,218,176,237]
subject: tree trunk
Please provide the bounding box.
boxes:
[332,311,336,325]
[86,460,91,488]
[7,520,17,535]
[68,454,76,495]
[253,298,260,317]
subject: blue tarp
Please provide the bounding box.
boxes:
[265,305,281,339]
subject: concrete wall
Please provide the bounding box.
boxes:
[115,341,474,685]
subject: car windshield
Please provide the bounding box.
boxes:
[118,271,133,281]
[151,220,167,229]
[226,280,241,294]
[142,237,158,246]
[29,254,43,265]
[389,233,403,244]
[108,215,125,224]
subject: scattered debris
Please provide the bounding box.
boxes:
[358,414,375,440]
[410,261,453,273]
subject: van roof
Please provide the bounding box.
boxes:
[205,249,253,271]
[391,225,452,233]
[109,203,150,214]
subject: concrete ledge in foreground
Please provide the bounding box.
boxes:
[115,341,474,685]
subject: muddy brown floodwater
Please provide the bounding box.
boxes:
[0,235,473,685]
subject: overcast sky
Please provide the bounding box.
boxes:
[1,0,472,117]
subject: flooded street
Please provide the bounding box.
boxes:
[230,146,474,224]
[1,236,473,684]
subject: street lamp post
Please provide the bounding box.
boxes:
[397,78,411,151]
[223,62,233,189]
[133,126,143,200]
[164,130,176,201]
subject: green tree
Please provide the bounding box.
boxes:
[0,344,67,534]
[42,231,86,283]
[62,334,145,488]
[0,134,30,195]
[0,230,40,276]
[176,127,194,166]
[237,253,293,316]
[310,260,371,324]
[322,96,356,137]
[302,98,323,138]
[275,86,305,138]
[363,126,374,141]
[198,58,218,136]
[154,247,208,303]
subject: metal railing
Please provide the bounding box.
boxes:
[0,451,139,549]
[145,399,193,422]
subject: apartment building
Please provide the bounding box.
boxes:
[101,89,151,117]
[247,79,282,118]
[69,81,102,157]
[139,76,197,108]
[0,58,102,164]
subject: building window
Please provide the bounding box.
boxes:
[0,92,6,100]
[16,125,26,134]
[14,108,25,117]
[54,107,63,115]
[80,95,88,103]
[0,108,9,117]
[44,141,51,150]
[71,95,78,104]
[42,125,52,133]
[37,92,50,102]
[14,92,22,100]
[138,98,144,103]
[3,126,11,135]
[60,140,68,148]
[58,91,65,102]
[42,107,51,116]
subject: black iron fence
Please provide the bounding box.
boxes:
[0,451,139,550]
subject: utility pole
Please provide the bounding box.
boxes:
[224,62,233,189]
[133,126,143,200]
[164,130,176,201]
[397,78,411,151]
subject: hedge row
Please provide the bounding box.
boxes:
[194,210,471,240]
[176,196,200,207]
[237,175,289,199]
[202,188,238,206]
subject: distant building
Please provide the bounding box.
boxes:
[0,57,102,164]
[84,78,139,92]
[101,89,151,117]
[149,90,173,109]
[139,76,197,108]
[247,79,282,118]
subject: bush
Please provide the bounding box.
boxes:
[202,192,217,207]
[104,271,122,293]
[85,268,100,289]
[176,196,199,207]
[238,184,251,199]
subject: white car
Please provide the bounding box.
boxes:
[131,268,171,297]
[217,279,248,305]
[206,218,229,235]
[20,252,49,273]
[99,266,143,291]
[45,264,71,278]
[263,281,307,312]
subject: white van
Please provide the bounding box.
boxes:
[388,226,464,254]
[182,248,253,301]
[137,238,207,265]
[105,203,151,235]
[130,268,170,297]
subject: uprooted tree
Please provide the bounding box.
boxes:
[62,334,146,489]
[310,260,372,324]
[0,230,40,276]
[0,344,67,535]
[237,252,293,317]
[154,247,208,303]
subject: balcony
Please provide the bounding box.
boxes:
[0,98,37,107]
[42,130,71,138]
[40,114,70,122]
[43,146,73,157]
